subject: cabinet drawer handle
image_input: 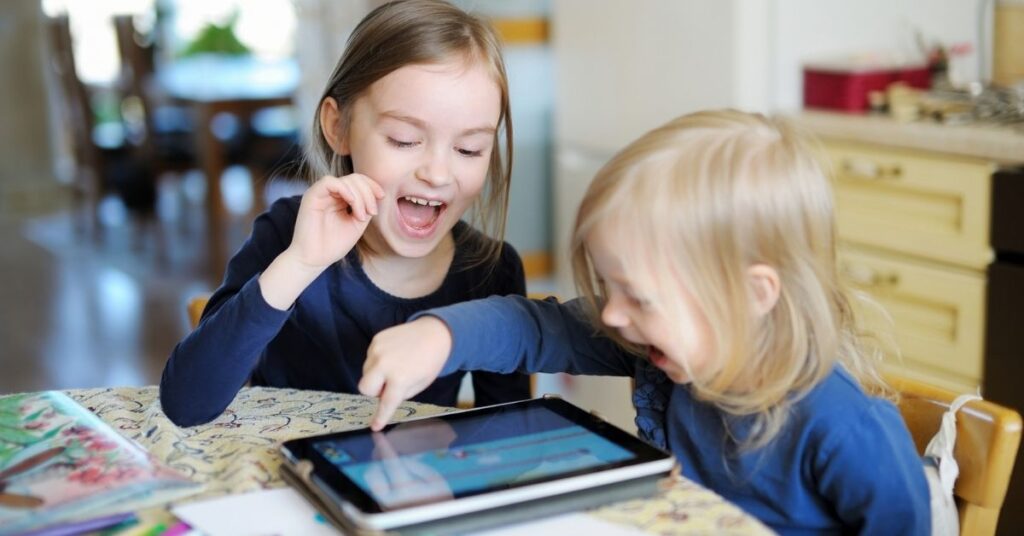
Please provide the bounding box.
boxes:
[841,158,902,180]
[842,263,901,288]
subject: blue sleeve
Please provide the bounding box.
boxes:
[159,198,297,427]
[415,295,636,378]
[468,242,532,405]
[814,401,931,535]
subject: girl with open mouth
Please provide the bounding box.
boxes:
[160,0,531,427]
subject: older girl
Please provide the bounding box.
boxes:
[161,0,530,426]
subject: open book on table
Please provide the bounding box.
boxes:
[0,391,201,535]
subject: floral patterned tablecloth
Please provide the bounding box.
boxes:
[67,387,773,535]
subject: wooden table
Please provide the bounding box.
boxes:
[64,386,773,535]
[156,55,299,280]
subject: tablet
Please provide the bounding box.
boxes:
[280,396,674,533]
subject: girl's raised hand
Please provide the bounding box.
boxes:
[289,174,385,269]
[359,317,453,431]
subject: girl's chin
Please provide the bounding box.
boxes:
[647,347,692,384]
[381,235,441,258]
[666,370,693,384]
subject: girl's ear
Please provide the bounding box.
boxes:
[747,264,781,318]
[319,97,349,155]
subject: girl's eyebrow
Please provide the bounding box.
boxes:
[380,111,495,136]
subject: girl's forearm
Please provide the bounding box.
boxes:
[258,248,330,310]
[161,279,290,426]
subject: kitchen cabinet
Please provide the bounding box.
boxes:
[839,244,987,391]
[825,140,995,392]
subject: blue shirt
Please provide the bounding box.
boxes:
[419,295,931,535]
[160,196,531,427]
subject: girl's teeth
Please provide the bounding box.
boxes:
[402,196,444,207]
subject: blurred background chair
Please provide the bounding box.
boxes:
[47,14,161,235]
[889,374,1022,535]
[113,14,197,181]
[187,294,209,330]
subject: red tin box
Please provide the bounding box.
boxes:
[803,60,931,113]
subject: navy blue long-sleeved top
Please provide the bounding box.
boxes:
[416,296,931,535]
[160,196,531,426]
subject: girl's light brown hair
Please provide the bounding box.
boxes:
[306,0,513,267]
[571,109,890,450]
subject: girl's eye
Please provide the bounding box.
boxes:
[627,293,653,309]
[387,137,418,149]
[456,147,484,158]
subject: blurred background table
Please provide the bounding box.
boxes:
[66,386,772,535]
[156,55,300,279]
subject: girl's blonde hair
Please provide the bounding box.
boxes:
[571,109,889,450]
[306,0,513,266]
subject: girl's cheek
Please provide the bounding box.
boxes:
[457,164,489,193]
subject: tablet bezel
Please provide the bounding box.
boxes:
[280,397,672,527]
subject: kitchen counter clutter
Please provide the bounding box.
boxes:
[791,110,1024,164]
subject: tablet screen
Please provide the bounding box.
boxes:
[284,397,670,515]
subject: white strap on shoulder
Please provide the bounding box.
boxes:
[924,391,982,496]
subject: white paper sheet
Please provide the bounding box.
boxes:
[171,488,339,536]
[471,513,647,535]
[172,489,644,536]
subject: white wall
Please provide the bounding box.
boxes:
[732,0,773,113]
[552,0,738,154]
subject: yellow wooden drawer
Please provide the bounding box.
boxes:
[839,246,985,392]
[826,140,994,270]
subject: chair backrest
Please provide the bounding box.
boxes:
[45,15,101,177]
[888,374,1022,535]
[187,295,209,330]
[112,15,157,154]
[112,15,154,96]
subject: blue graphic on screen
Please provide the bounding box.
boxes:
[312,405,634,509]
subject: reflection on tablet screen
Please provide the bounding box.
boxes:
[312,404,634,510]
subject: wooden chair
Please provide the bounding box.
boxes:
[46,15,106,231]
[888,374,1022,535]
[187,295,209,330]
[48,15,161,230]
[113,14,196,177]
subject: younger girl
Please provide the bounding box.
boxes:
[359,110,931,534]
[160,0,530,426]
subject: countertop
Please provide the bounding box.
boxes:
[789,110,1024,165]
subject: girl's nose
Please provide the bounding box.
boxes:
[600,298,629,328]
[415,149,453,187]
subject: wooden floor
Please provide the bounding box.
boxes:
[0,176,259,394]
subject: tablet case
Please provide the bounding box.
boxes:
[280,444,671,535]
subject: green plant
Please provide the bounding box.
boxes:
[179,10,250,57]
